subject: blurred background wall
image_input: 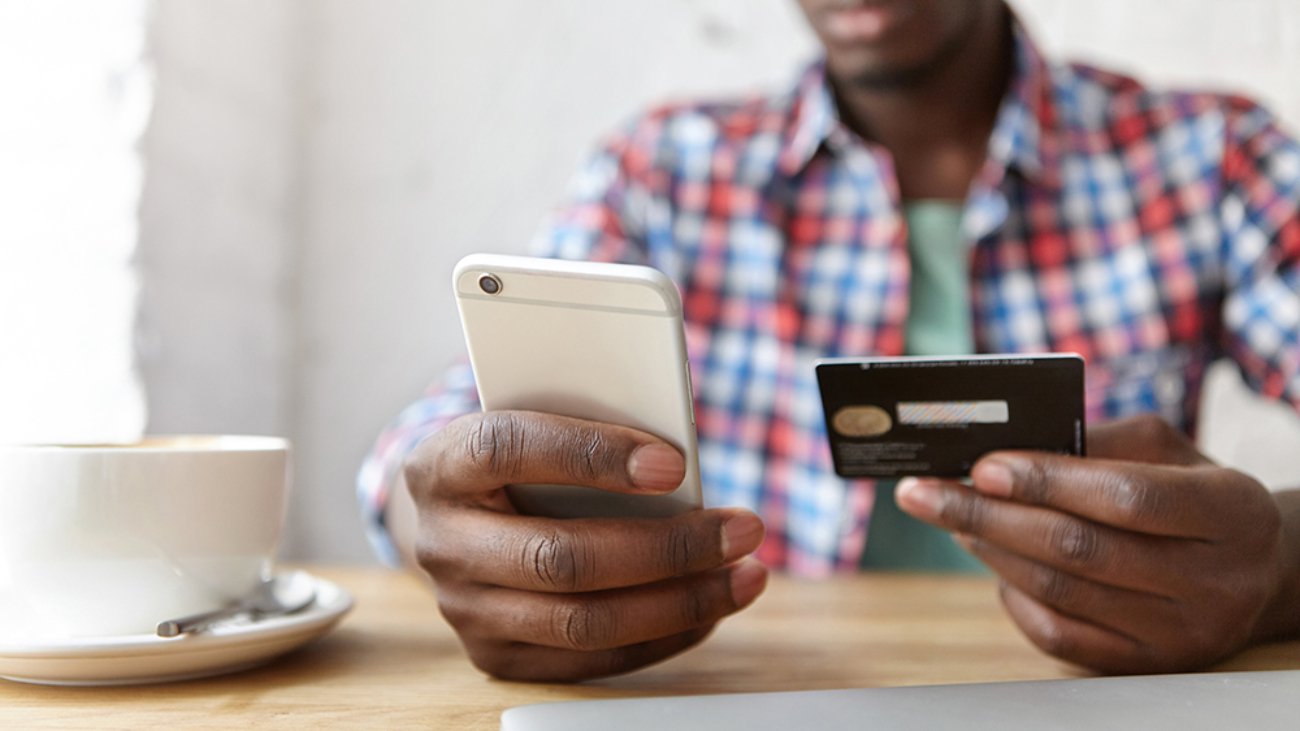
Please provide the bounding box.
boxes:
[132,0,1300,563]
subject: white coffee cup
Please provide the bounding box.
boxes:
[0,436,291,639]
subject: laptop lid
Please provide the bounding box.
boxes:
[501,670,1300,731]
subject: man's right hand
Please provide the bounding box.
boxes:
[402,410,768,682]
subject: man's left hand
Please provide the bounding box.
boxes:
[896,414,1299,673]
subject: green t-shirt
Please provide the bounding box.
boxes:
[857,202,986,573]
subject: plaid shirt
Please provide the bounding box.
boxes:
[359,24,1300,575]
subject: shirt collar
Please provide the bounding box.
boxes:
[985,20,1064,190]
[776,61,838,178]
[775,18,1065,191]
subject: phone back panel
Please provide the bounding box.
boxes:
[454,255,701,518]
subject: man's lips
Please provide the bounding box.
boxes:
[821,1,903,45]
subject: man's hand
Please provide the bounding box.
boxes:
[896,414,1300,674]
[402,410,767,682]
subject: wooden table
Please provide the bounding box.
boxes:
[4,566,1299,729]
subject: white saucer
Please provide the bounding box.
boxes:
[0,573,353,686]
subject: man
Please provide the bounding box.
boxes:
[359,0,1300,682]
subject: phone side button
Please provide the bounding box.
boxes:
[684,361,696,426]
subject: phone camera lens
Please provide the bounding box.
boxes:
[478,274,503,295]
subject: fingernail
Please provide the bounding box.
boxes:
[895,478,943,519]
[627,444,685,491]
[729,560,768,608]
[721,512,765,562]
[972,457,1016,498]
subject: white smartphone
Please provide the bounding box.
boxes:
[452,253,702,518]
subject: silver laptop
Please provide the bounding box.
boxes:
[501,670,1300,730]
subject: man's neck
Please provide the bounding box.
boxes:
[829,5,1013,202]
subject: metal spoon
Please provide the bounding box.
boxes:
[156,571,317,637]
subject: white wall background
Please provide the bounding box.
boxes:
[0,0,149,445]
[138,0,1300,564]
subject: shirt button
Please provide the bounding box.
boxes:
[1156,370,1184,405]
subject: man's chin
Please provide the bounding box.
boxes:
[847,59,945,90]
[833,23,973,91]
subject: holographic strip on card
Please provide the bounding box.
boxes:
[896,400,1009,425]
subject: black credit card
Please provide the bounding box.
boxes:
[815,354,1085,478]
